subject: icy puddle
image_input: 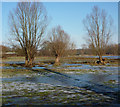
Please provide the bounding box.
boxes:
[1,61,119,72]
[62,63,119,72]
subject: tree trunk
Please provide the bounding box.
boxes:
[25,56,28,66]
[99,55,102,62]
[28,57,34,67]
[55,56,60,64]
[29,59,33,66]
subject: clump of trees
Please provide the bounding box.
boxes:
[9,2,48,66]
[0,45,12,58]
[83,6,113,63]
[106,44,119,55]
[0,45,11,53]
[42,26,75,64]
[11,45,25,56]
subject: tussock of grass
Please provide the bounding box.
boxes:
[2,69,32,77]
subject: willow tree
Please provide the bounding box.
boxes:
[48,26,75,64]
[83,6,113,63]
[9,2,48,66]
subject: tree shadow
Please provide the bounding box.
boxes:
[31,68,119,101]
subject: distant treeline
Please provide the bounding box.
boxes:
[37,43,120,56]
[0,43,119,57]
[76,44,119,56]
[76,44,120,55]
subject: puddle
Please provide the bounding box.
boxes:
[0,66,27,69]
[47,63,119,72]
[83,55,120,59]
[63,63,82,66]
[1,59,119,72]
[1,64,118,72]
[67,66,119,72]
[32,66,45,69]
[3,61,25,64]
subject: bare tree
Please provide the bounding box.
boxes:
[83,6,113,63]
[9,2,48,66]
[47,26,75,64]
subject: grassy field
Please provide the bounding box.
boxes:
[1,56,119,106]
[1,55,119,78]
[1,55,119,64]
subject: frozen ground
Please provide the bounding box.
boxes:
[1,60,120,106]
